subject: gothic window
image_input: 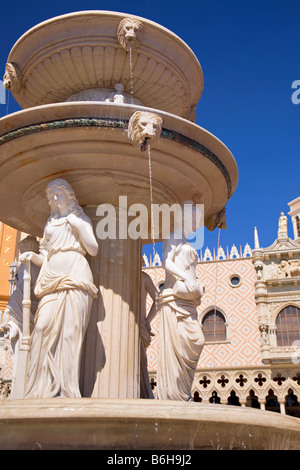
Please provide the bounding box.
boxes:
[193,391,202,402]
[246,390,260,409]
[265,389,280,413]
[227,390,241,406]
[285,389,300,418]
[209,391,221,404]
[275,305,300,347]
[202,310,226,342]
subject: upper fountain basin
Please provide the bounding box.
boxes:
[4,10,204,121]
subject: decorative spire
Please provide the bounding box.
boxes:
[254,227,260,249]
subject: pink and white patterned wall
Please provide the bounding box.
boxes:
[145,257,262,371]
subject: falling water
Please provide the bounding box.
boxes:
[147,141,156,263]
[147,140,160,311]
[6,89,10,115]
[129,46,134,104]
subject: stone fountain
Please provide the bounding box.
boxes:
[0,11,299,450]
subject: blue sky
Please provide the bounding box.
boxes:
[0,0,299,258]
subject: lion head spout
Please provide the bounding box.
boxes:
[3,63,21,93]
[128,111,163,151]
[117,17,144,51]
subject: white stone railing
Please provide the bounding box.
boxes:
[149,365,300,416]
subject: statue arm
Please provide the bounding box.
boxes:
[163,239,188,281]
[144,273,159,324]
[163,238,199,292]
[66,214,98,257]
[19,251,44,267]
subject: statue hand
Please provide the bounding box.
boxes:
[19,251,34,262]
[66,213,81,229]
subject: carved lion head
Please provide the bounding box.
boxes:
[3,62,21,93]
[127,111,163,151]
[117,17,144,51]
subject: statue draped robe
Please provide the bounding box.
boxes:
[25,216,98,399]
[157,242,204,401]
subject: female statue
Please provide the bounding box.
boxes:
[140,269,159,398]
[157,202,205,401]
[20,179,98,399]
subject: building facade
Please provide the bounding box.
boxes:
[0,202,300,415]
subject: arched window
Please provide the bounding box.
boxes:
[202,310,226,342]
[275,305,300,346]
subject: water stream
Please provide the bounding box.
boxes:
[147,140,156,263]
[129,46,134,104]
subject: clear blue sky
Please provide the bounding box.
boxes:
[0,0,299,257]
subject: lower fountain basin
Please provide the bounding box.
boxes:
[0,398,299,450]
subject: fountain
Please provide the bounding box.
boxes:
[0,10,299,450]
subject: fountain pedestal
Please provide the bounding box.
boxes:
[82,234,142,398]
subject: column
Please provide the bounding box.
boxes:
[80,207,142,398]
[279,401,286,415]
[259,400,265,410]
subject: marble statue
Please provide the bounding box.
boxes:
[1,236,40,390]
[128,111,163,151]
[157,202,205,401]
[278,212,288,239]
[19,179,98,399]
[140,269,159,398]
[117,17,144,51]
[105,83,125,104]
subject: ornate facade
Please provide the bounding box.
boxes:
[0,201,300,414]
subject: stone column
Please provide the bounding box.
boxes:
[259,401,265,411]
[279,401,286,415]
[80,207,142,399]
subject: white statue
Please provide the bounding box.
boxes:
[140,269,159,399]
[157,202,205,401]
[1,236,40,390]
[117,17,144,51]
[20,179,98,399]
[105,83,125,104]
[278,212,288,239]
[128,111,163,151]
[279,259,300,278]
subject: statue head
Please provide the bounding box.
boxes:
[46,178,84,219]
[117,17,143,51]
[3,63,21,93]
[128,111,163,151]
